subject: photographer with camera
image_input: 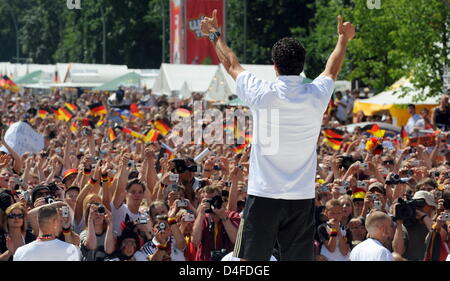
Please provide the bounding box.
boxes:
[169,158,201,205]
[360,182,388,217]
[80,196,116,261]
[349,211,395,261]
[392,190,437,260]
[192,186,240,261]
[134,214,186,261]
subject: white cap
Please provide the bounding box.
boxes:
[413,191,437,208]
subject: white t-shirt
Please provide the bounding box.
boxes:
[221,252,277,261]
[236,72,334,200]
[336,96,349,122]
[349,238,394,261]
[110,202,140,236]
[13,239,81,261]
[405,114,425,136]
[447,254,450,261]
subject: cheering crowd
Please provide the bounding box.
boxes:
[0,85,449,261]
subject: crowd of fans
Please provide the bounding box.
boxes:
[0,85,449,261]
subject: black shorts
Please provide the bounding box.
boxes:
[233,195,315,261]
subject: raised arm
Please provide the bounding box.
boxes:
[200,10,244,81]
[320,16,356,81]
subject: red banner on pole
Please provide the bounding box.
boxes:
[185,0,225,65]
[170,0,184,64]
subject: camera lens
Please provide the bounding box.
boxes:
[97,205,105,214]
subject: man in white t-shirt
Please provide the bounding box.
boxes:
[405,104,425,137]
[200,11,355,260]
[14,205,81,261]
[350,211,395,261]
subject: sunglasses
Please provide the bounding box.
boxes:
[8,213,24,219]
[382,160,394,165]
[36,191,50,197]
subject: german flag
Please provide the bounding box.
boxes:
[323,128,345,140]
[232,143,247,153]
[424,229,449,261]
[323,137,342,151]
[96,116,106,127]
[58,107,73,122]
[351,187,366,200]
[130,104,144,119]
[51,108,64,120]
[122,127,146,141]
[145,129,159,143]
[88,102,107,116]
[245,133,253,144]
[37,109,49,119]
[108,128,117,142]
[154,120,171,136]
[174,108,191,118]
[400,126,409,146]
[367,124,385,138]
[65,103,78,112]
[70,121,78,133]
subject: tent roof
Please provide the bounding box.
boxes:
[14,70,43,84]
[93,72,142,91]
[357,79,439,106]
[152,63,218,95]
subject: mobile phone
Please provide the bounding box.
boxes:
[169,173,179,182]
[61,206,69,218]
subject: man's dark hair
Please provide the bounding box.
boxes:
[271,37,306,76]
[408,104,416,109]
[125,178,146,192]
[38,205,58,228]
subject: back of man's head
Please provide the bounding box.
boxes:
[271,37,306,76]
[365,211,390,236]
[38,205,58,228]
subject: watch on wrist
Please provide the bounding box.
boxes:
[209,31,221,42]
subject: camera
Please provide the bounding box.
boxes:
[45,196,55,204]
[138,213,149,224]
[183,213,195,222]
[61,206,70,218]
[442,213,450,221]
[213,165,221,171]
[210,249,228,261]
[157,222,166,232]
[237,164,243,169]
[357,181,367,189]
[205,195,223,213]
[342,181,350,188]
[169,173,179,182]
[405,170,414,177]
[395,198,426,222]
[408,147,417,154]
[97,205,105,215]
[444,198,450,210]
[371,194,379,201]
[434,190,443,199]
[373,200,382,210]
[385,174,409,185]
[339,186,347,194]
[170,184,179,192]
[198,180,208,189]
[177,199,188,208]
[319,184,329,193]
[81,127,92,136]
[359,163,368,169]
[225,181,232,187]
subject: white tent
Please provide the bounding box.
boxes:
[130,69,160,89]
[152,63,218,96]
[52,63,129,88]
[205,64,310,102]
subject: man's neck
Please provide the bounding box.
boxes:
[369,236,387,248]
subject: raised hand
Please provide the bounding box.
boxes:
[337,15,356,41]
[200,9,218,35]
